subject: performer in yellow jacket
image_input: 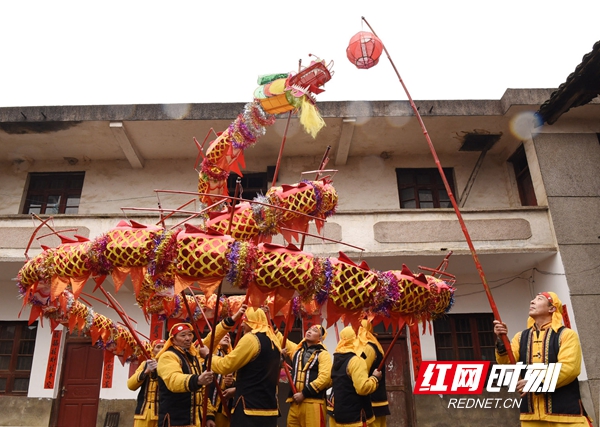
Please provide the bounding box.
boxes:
[494,292,592,426]
[211,307,281,427]
[157,323,216,427]
[279,324,332,427]
[127,339,165,427]
[358,320,390,427]
[156,304,246,427]
[330,326,381,427]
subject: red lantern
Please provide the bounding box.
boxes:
[346,31,384,69]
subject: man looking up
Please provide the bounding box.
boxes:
[494,292,591,426]
[279,323,332,427]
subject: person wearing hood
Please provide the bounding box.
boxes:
[330,325,381,427]
[494,292,592,426]
[279,323,332,427]
[210,307,281,427]
[127,339,165,427]
[358,319,390,427]
[156,304,246,427]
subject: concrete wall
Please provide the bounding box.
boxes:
[0,396,53,427]
[533,131,600,424]
[0,145,526,218]
[96,399,136,427]
[277,151,524,213]
[0,158,198,216]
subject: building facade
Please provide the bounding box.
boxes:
[0,87,598,426]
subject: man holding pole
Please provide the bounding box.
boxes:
[156,323,216,427]
[210,307,281,427]
[279,323,332,427]
[156,304,246,427]
[494,292,592,426]
[208,332,236,427]
[127,339,165,427]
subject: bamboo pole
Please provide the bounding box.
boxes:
[361,16,515,363]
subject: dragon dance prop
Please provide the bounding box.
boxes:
[17,214,455,361]
[197,57,334,206]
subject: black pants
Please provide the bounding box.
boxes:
[230,410,278,427]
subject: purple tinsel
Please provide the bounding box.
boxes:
[229,118,257,150]
[445,284,456,313]
[94,338,116,350]
[147,232,164,277]
[149,230,178,277]
[373,271,400,317]
[16,279,27,296]
[315,259,333,306]
[225,241,240,284]
[292,296,301,317]
[89,235,112,276]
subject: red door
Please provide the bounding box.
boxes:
[379,327,415,427]
[56,342,104,427]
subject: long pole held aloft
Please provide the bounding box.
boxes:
[180,289,231,418]
[376,321,406,372]
[361,16,515,363]
[96,285,152,360]
[201,179,242,425]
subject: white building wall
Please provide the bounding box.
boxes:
[277,151,521,213]
[1,146,527,219]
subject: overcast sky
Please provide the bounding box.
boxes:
[1,1,598,108]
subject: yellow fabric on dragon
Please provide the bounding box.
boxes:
[254,248,315,291]
[330,262,379,311]
[105,228,156,267]
[54,241,92,277]
[176,233,232,278]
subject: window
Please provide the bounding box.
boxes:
[396,168,455,208]
[433,313,495,361]
[23,172,85,214]
[227,166,274,201]
[508,145,537,206]
[0,322,38,395]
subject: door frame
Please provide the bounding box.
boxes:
[50,336,103,427]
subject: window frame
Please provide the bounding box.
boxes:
[433,313,496,362]
[0,321,38,395]
[396,168,456,209]
[508,145,537,207]
[227,166,274,201]
[22,171,85,214]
